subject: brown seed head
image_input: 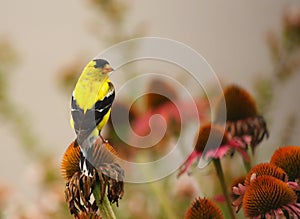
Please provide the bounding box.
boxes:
[146,79,177,109]
[194,123,229,153]
[244,163,288,186]
[243,175,297,218]
[185,197,224,219]
[270,145,300,181]
[215,84,258,122]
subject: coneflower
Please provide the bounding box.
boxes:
[270,146,300,181]
[177,123,241,177]
[243,175,300,218]
[244,163,288,186]
[185,197,224,219]
[178,123,241,219]
[214,84,269,154]
[61,137,124,218]
[232,163,289,213]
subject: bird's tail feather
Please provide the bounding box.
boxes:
[79,136,118,176]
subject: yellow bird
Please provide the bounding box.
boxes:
[70,59,115,174]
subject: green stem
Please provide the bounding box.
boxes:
[136,155,177,219]
[149,180,178,219]
[213,159,236,219]
[93,182,116,219]
[243,156,252,173]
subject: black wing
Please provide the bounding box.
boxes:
[71,82,115,145]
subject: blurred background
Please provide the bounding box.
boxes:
[0,0,300,218]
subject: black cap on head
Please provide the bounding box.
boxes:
[93,59,109,69]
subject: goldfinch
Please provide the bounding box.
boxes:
[70,59,115,173]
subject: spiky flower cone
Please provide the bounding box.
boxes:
[243,176,300,218]
[244,163,288,186]
[185,197,224,219]
[270,145,300,181]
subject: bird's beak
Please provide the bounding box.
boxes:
[103,65,114,74]
[108,67,114,76]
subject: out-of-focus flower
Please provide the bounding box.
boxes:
[177,123,243,177]
[145,78,178,110]
[130,79,209,158]
[243,175,300,218]
[283,6,300,50]
[88,0,126,25]
[270,145,300,182]
[134,78,208,133]
[61,137,124,218]
[57,58,84,93]
[105,101,139,160]
[185,197,224,219]
[0,184,10,215]
[173,174,201,200]
[133,99,209,137]
[214,84,269,153]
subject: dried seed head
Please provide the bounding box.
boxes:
[243,175,298,218]
[244,163,288,186]
[77,212,103,219]
[63,137,124,217]
[215,84,258,123]
[270,145,300,181]
[185,197,224,219]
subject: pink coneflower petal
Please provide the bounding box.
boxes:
[178,123,233,177]
[178,150,202,177]
[232,183,247,212]
[227,138,250,162]
[132,99,209,137]
[204,144,231,160]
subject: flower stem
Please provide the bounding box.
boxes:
[243,156,252,173]
[149,180,178,219]
[93,182,116,219]
[213,159,236,219]
[136,155,177,219]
